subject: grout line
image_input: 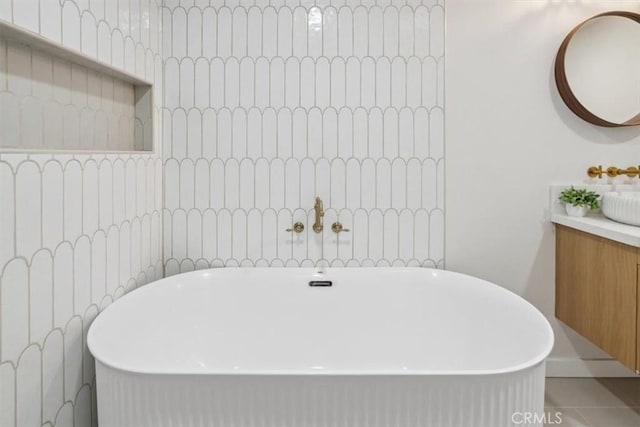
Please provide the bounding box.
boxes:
[572,407,598,426]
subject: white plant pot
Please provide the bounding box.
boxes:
[565,204,589,217]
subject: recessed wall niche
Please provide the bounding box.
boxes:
[0,21,152,152]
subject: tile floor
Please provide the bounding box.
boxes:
[544,378,640,426]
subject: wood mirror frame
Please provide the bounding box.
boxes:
[555,11,640,127]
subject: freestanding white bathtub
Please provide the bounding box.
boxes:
[88,268,554,427]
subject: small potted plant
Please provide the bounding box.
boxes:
[558,186,600,217]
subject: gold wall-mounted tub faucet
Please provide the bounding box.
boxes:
[313,197,324,233]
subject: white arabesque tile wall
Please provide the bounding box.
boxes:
[0,1,163,427]
[162,0,445,273]
[0,0,445,424]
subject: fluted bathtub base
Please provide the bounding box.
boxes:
[96,361,546,427]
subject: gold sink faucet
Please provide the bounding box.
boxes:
[588,165,640,179]
[312,197,324,233]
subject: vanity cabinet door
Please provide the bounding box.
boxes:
[637,265,640,373]
[555,225,638,371]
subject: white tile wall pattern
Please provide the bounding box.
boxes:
[162,0,445,273]
[0,0,445,425]
[0,1,163,427]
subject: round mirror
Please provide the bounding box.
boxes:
[555,12,640,127]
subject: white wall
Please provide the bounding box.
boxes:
[162,0,445,272]
[446,0,640,375]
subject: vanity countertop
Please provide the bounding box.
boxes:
[550,212,640,248]
[549,184,640,248]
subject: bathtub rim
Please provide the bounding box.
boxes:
[94,356,551,378]
[88,267,555,377]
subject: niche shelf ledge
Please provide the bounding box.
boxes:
[0,19,153,153]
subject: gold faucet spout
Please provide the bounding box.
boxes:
[313,197,324,233]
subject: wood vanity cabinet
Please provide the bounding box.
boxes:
[555,225,640,373]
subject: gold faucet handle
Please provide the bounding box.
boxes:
[627,166,640,178]
[331,222,350,233]
[587,165,603,179]
[286,222,305,233]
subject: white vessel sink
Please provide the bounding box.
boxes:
[602,192,640,226]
